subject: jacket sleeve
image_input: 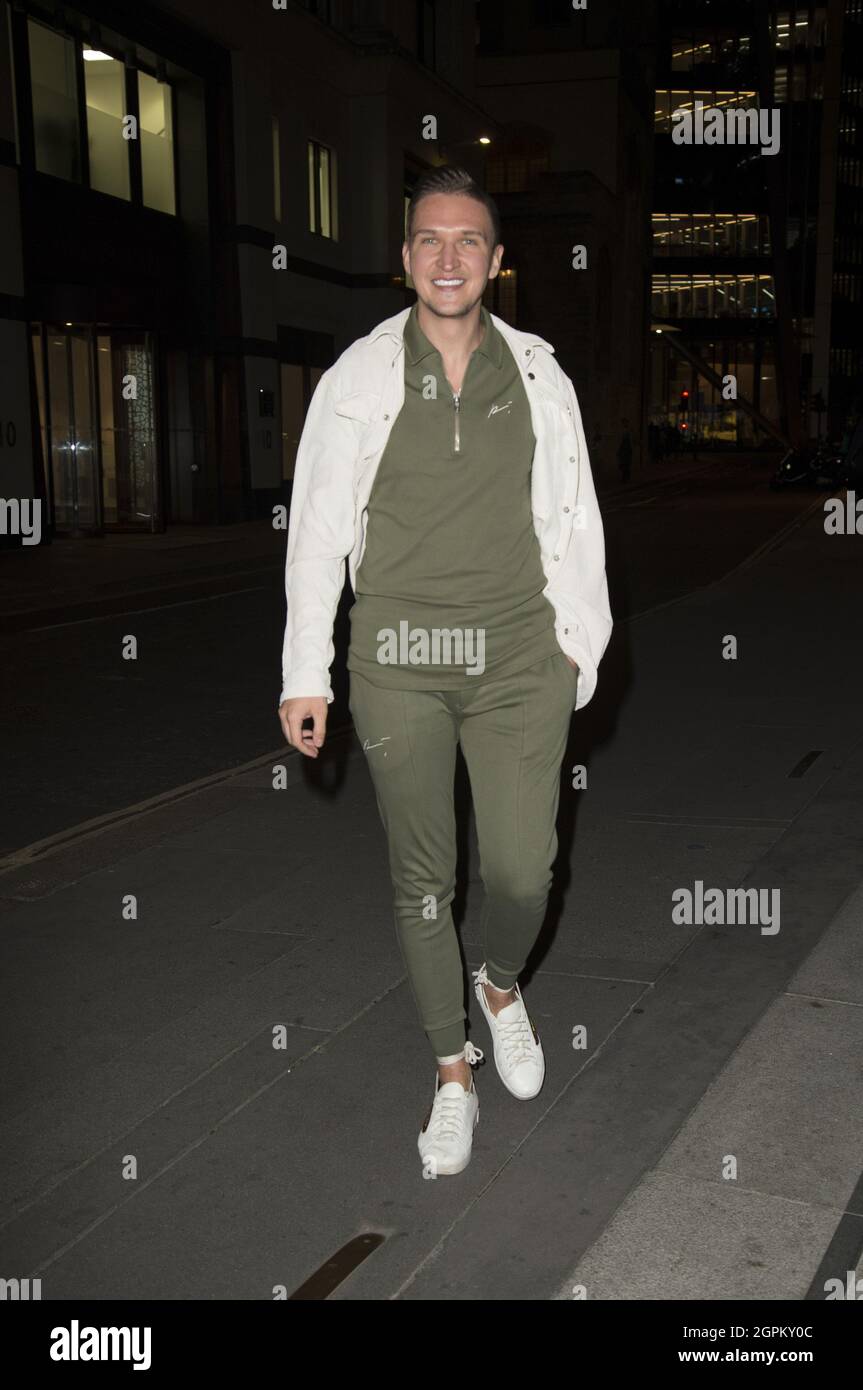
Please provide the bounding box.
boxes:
[279,366,358,707]
[552,368,613,711]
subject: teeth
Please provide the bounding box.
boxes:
[434,279,463,285]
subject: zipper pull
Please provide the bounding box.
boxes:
[453,392,460,454]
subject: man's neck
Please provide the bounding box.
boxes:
[415,299,485,361]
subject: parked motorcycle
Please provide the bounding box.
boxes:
[769,440,849,490]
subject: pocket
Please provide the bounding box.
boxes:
[557,650,579,687]
[334,391,381,425]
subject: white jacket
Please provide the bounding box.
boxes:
[280,306,612,711]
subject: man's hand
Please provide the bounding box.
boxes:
[279,696,329,759]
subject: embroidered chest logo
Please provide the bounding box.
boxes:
[488,400,513,418]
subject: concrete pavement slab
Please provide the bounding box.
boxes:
[552,1172,843,1300]
[2,971,641,1299]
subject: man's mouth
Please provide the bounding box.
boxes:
[432,278,465,290]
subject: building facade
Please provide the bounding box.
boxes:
[1,0,656,546]
[650,0,863,449]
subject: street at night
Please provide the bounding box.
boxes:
[1,0,862,1357]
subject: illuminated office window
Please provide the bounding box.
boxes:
[308,139,337,239]
[139,69,175,214]
[654,89,759,133]
[404,194,415,289]
[488,266,518,323]
[83,44,129,201]
[653,214,769,257]
[652,274,776,318]
[28,20,81,181]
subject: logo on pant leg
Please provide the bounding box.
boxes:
[362,736,391,751]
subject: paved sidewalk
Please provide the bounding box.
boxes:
[0,451,774,629]
[1,485,859,1301]
[0,520,287,630]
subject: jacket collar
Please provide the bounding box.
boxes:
[367,305,556,357]
[403,302,503,369]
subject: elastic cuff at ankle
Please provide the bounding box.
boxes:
[436,1050,466,1065]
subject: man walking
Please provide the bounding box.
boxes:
[278,166,612,1176]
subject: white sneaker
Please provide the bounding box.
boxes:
[417,1040,484,1177]
[473,963,545,1099]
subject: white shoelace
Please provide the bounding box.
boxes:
[473,965,538,1070]
[426,1090,470,1143]
[490,1008,537,1069]
[426,1040,484,1142]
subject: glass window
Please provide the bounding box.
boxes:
[758,275,776,313]
[308,140,338,238]
[693,215,712,253]
[671,277,691,316]
[494,266,518,322]
[29,20,81,181]
[139,70,175,214]
[760,215,771,254]
[30,329,49,519]
[280,363,304,481]
[774,13,792,50]
[791,62,808,100]
[652,276,669,317]
[693,277,711,315]
[97,333,117,524]
[318,144,332,236]
[713,277,732,316]
[774,65,788,102]
[738,276,757,314]
[82,44,129,200]
[671,38,694,71]
[652,215,670,255]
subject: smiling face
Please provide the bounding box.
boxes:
[402,192,503,321]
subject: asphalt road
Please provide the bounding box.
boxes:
[1,457,816,856]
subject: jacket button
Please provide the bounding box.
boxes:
[563,506,570,513]
[553,554,559,561]
[569,456,575,462]
[528,372,535,379]
[383,413,389,420]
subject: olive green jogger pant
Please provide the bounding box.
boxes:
[348,651,579,1062]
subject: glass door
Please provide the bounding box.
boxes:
[97,331,159,529]
[45,325,100,533]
